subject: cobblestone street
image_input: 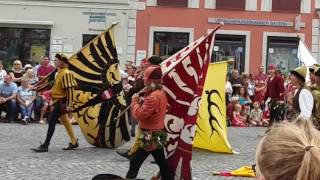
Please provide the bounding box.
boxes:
[0,123,265,180]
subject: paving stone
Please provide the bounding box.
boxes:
[0,123,265,179]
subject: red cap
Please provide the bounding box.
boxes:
[268,64,276,70]
[140,58,148,66]
[144,65,162,83]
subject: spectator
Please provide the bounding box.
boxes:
[255,66,267,84]
[225,75,233,104]
[248,73,256,99]
[11,59,23,86]
[232,103,246,127]
[255,118,320,180]
[124,60,133,73]
[254,80,266,108]
[23,64,32,72]
[249,101,263,126]
[239,86,252,106]
[126,65,135,85]
[38,90,52,124]
[37,56,55,80]
[0,60,7,84]
[17,78,36,125]
[24,68,37,84]
[229,69,242,95]
[0,75,18,122]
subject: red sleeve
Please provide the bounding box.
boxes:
[277,76,285,101]
[131,95,157,122]
[264,79,270,100]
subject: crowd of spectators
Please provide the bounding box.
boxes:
[226,65,294,127]
[0,54,295,129]
[0,56,56,125]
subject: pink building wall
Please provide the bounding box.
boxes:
[136,0,317,74]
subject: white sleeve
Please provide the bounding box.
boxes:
[298,89,314,119]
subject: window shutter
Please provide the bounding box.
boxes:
[216,0,246,10]
[157,0,188,7]
[272,0,301,12]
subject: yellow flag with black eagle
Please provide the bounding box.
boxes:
[66,23,130,148]
[193,62,234,153]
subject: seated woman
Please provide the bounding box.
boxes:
[255,118,320,180]
[10,59,24,86]
[17,78,36,124]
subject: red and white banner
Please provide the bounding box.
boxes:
[161,25,221,180]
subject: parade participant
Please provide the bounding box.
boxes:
[289,66,314,119]
[255,117,320,180]
[117,56,162,159]
[125,64,172,180]
[264,64,285,127]
[308,64,320,129]
[31,53,79,152]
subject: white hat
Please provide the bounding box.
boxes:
[24,64,32,70]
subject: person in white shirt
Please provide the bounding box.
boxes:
[289,66,314,119]
[225,75,233,103]
[17,77,36,124]
[0,60,7,84]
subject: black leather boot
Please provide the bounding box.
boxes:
[31,144,48,152]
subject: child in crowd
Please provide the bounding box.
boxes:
[232,103,246,127]
[17,78,36,125]
[227,96,238,126]
[254,80,266,109]
[249,101,263,126]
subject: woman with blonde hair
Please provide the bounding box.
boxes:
[24,68,37,84]
[255,118,320,180]
[11,59,23,86]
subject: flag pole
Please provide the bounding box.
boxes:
[113,23,223,121]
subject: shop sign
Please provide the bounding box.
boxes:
[82,11,116,23]
[208,18,305,28]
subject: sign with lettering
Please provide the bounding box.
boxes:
[208,18,305,28]
[82,11,116,23]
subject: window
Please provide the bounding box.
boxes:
[272,0,301,12]
[82,34,98,47]
[0,28,50,67]
[157,0,188,7]
[266,36,299,74]
[216,0,245,10]
[212,35,246,73]
[153,32,189,57]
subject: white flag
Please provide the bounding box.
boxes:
[297,40,317,66]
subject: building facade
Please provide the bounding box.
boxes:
[0,0,141,68]
[136,0,319,74]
